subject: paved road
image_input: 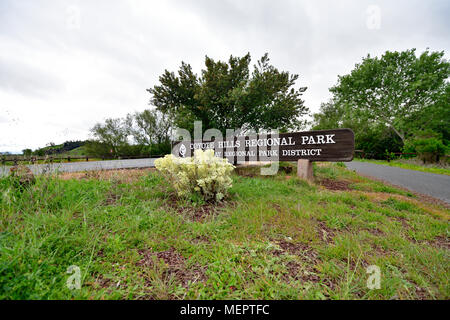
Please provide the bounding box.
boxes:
[345,161,450,204]
[0,158,157,176]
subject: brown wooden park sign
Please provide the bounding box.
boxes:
[172,128,354,181]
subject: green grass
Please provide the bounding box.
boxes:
[0,164,448,300]
[354,158,450,176]
[68,146,87,156]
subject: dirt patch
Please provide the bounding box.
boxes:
[414,285,430,300]
[137,247,207,288]
[60,168,155,183]
[165,194,232,222]
[97,249,105,258]
[316,220,336,244]
[192,235,211,244]
[408,279,431,300]
[88,273,128,293]
[370,243,392,257]
[340,255,369,271]
[283,260,321,282]
[318,178,352,191]
[393,216,411,231]
[365,228,385,236]
[103,191,120,206]
[271,239,322,282]
[92,274,113,289]
[271,203,283,213]
[275,239,315,257]
[429,235,450,250]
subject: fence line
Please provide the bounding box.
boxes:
[2,151,448,165]
[1,154,166,166]
[354,150,418,159]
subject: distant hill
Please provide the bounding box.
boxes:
[67,146,87,156]
[33,141,87,156]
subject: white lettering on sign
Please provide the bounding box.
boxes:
[244,137,295,148]
[183,133,341,159]
[190,142,214,150]
[187,135,337,151]
[175,129,354,162]
[326,134,336,144]
[301,134,336,145]
[258,150,279,157]
[282,149,322,157]
[224,150,258,157]
[218,140,241,148]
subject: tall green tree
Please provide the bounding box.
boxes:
[405,84,450,144]
[147,53,309,135]
[329,49,450,143]
[129,109,172,145]
[313,99,403,158]
[90,118,130,157]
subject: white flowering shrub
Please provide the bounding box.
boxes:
[154,149,235,202]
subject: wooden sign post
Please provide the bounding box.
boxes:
[297,159,313,181]
[172,128,355,181]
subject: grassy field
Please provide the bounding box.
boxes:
[354,158,450,176]
[68,146,87,156]
[0,163,448,300]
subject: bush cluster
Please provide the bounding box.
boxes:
[154,149,234,202]
[403,137,448,163]
[84,141,171,159]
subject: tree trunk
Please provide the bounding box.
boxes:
[390,125,405,144]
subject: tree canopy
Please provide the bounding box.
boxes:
[147,53,309,135]
[129,109,172,145]
[88,110,172,158]
[328,49,449,143]
[90,118,130,155]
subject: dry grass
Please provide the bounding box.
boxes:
[59,168,155,183]
[357,191,450,221]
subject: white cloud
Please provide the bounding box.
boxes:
[0,0,449,152]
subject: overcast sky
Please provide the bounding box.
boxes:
[1,0,449,153]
